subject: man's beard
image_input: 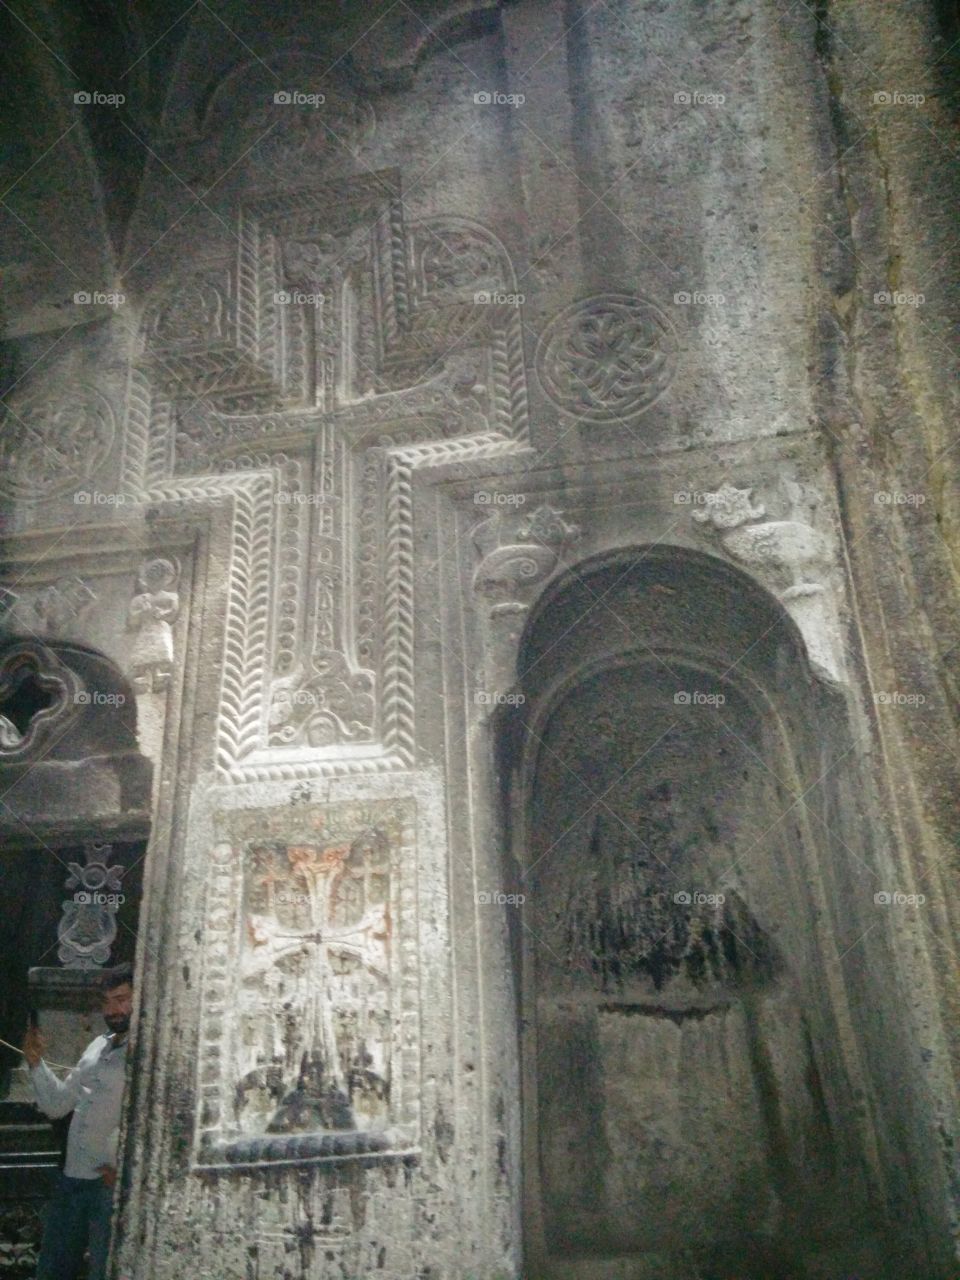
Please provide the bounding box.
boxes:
[104,1014,130,1034]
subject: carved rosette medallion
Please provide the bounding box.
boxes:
[0,389,116,499]
[536,293,676,423]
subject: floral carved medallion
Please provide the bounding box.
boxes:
[536,293,676,424]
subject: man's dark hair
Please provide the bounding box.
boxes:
[102,963,134,991]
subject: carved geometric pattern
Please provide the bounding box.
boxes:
[236,88,376,175]
[536,292,676,423]
[196,799,418,1166]
[0,387,116,500]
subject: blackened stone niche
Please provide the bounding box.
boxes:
[0,638,152,833]
[503,547,906,1280]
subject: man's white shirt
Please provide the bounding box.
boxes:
[29,1034,127,1179]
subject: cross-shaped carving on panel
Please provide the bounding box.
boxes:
[124,171,528,780]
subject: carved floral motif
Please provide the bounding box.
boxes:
[536,293,676,423]
[417,226,506,299]
[691,483,766,530]
[690,479,842,681]
[143,272,230,350]
[473,503,581,615]
[0,390,116,500]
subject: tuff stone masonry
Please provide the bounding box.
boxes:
[0,2,958,1278]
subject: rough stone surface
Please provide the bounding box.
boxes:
[0,1,958,1277]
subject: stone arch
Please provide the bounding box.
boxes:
[154,2,503,140]
[498,545,910,1279]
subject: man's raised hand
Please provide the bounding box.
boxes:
[22,1025,46,1068]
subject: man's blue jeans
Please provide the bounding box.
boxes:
[36,1171,115,1280]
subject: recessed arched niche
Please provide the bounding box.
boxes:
[499,546,903,1280]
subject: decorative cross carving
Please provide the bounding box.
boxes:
[127,176,530,779]
[58,842,127,968]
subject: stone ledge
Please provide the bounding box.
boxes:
[194,1130,419,1172]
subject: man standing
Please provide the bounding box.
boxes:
[21,965,133,1280]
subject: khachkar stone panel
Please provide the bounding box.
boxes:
[120,171,529,782]
[196,798,418,1167]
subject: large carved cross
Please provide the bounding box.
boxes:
[128,171,529,781]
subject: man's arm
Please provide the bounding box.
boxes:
[30,1058,83,1118]
[22,1026,90,1118]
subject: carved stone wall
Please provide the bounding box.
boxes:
[0,1,957,1278]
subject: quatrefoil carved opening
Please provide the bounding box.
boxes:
[0,645,77,757]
